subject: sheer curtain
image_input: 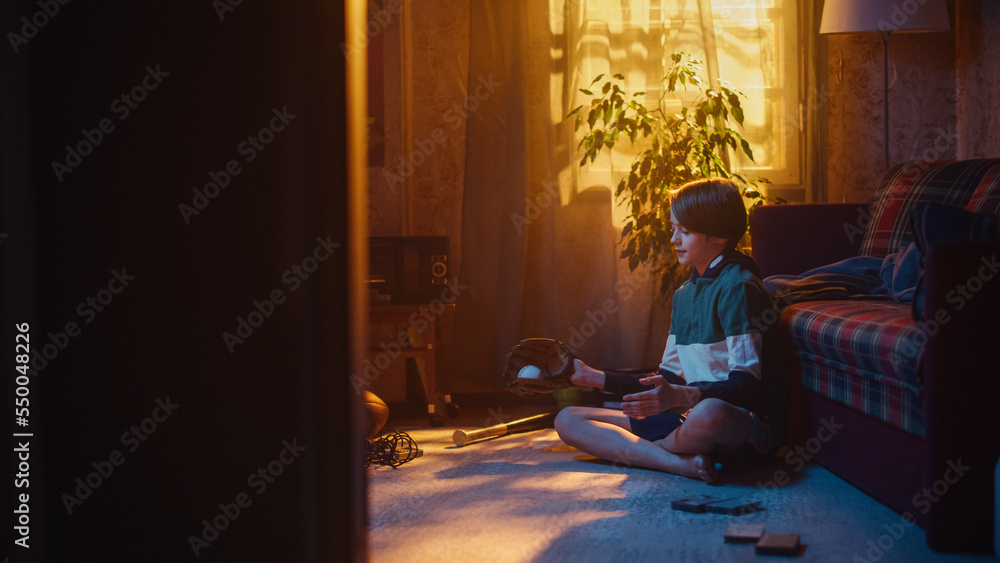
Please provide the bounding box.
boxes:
[451,0,789,389]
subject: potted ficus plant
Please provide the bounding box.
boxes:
[568,52,781,296]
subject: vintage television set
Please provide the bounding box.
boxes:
[368,236,449,305]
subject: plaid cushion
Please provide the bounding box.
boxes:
[781,300,925,436]
[859,159,1000,257]
[965,163,1000,215]
[781,300,924,388]
[796,351,925,437]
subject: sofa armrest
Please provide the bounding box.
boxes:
[749,203,868,278]
[922,240,1000,552]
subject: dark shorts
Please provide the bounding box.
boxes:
[627,409,691,442]
[628,407,775,467]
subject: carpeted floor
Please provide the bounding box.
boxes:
[368,426,995,562]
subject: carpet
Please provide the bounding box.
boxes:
[368,427,993,562]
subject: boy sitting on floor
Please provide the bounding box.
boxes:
[555,178,778,483]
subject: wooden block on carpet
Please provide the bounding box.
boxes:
[755,533,801,556]
[670,495,720,513]
[724,523,765,544]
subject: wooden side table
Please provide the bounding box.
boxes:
[369,304,455,423]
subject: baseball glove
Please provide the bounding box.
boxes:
[501,338,577,398]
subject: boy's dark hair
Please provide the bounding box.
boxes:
[669,178,747,250]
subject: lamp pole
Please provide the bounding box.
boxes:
[881,30,891,170]
[819,0,951,171]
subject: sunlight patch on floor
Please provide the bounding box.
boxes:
[371,506,628,563]
[508,466,627,494]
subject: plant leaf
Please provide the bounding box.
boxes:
[621,221,634,238]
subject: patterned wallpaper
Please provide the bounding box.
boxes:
[956,0,1000,159]
[825,27,957,203]
[367,0,469,270]
[366,7,404,238]
[364,1,471,397]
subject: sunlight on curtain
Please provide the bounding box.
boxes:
[552,0,800,224]
[711,0,800,185]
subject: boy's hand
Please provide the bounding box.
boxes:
[621,376,699,418]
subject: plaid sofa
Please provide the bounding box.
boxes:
[751,159,1000,553]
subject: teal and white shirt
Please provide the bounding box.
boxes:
[660,250,772,407]
[605,250,772,412]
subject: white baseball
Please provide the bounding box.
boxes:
[518,365,542,379]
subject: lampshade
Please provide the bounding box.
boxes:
[820,0,951,34]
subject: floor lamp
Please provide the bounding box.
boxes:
[820,0,951,170]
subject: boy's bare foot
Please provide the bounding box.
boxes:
[693,454,719,484]
[651,436,720,483]
[569,359,606,389]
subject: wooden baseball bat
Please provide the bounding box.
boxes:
[452,411,558,447]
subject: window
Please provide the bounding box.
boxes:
[557,0,801,199]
